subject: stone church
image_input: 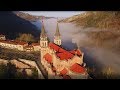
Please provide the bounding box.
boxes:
[40,20,88,79]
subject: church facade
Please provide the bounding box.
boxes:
[40,20,88,79]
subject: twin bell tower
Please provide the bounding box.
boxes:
[40,18,61,48]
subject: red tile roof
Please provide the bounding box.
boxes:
[43,53,52,63]
[56,52,74,60]
[0,40,27,45]
[69,49,82,56]
[49,42,74,60]
[32,43,40,46]
[49,42,60,52]
[60,68,68,75]
[63,75,71,79]
[0,40,17,45]
[70,63,85,74]
[14,40,27,45]
[59,48,65,53]
[24,45,33,48]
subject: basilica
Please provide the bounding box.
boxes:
[40,20,88,79]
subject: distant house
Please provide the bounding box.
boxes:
[0,40,28,51]
[24,45,34,52]
[15,40,28,51]
[0,34,41,52]
[32,43,40,51]
[0,38,40,52]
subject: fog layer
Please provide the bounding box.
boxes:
[37,18,120,77]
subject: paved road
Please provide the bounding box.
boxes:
[35,58,48,79]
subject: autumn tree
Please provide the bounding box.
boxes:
[16,33,35,43]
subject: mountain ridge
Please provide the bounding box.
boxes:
[59,11,120,54]
[0,11,40,40]
[14,11,56,21]
[59,11,120,30]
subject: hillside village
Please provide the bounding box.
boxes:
[0,19,89,79]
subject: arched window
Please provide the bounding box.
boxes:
[45,42,46,46]
[42,42,44,46]
[46,42,47,46]
[59,41,60,45]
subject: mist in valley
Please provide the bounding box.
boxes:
[34,18,120,78]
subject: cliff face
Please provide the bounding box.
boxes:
[0,11,40,39]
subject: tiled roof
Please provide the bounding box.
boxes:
[14,40,27,45]
[24,45,33,48]
[70,63,85,74]
[0,40,27,45]
[0,40,17,45]
[32,43,40,46]
[69,49,82,56]
[60,68,68,75]
[49,42,74,60]
[43,53,52,63]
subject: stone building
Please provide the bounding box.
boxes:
[40,20,88,79]
[0,40,28,51]
[0,19,89,79]
[24,45,34,52]
[32,43,40,51]
[0,39,40,52]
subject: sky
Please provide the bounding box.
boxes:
[23,11,84,17]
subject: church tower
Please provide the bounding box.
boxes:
[40,19,48,48]
[40,17,49,73]
[54,21,61,46]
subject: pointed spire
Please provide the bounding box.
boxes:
[55,19,60,36]
[40,17,47,38]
